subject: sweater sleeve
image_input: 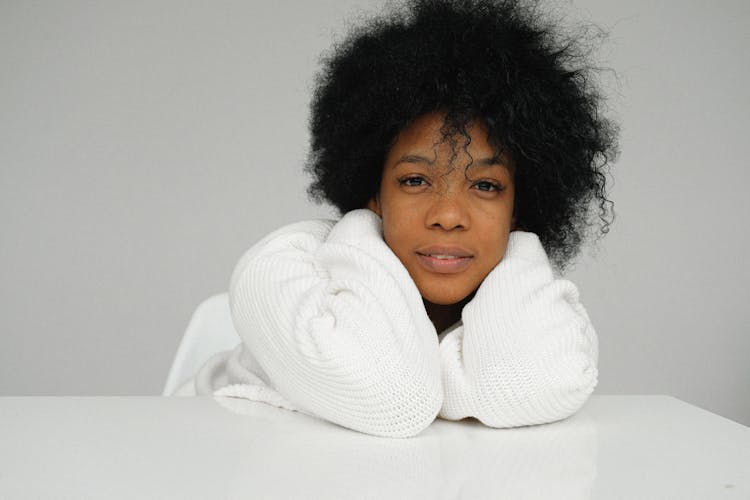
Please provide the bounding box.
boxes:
[438,230,598,427]
[228,209,443,438]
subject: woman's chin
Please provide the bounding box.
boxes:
[420,289,475,307]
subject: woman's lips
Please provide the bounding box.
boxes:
[416,250,474,274]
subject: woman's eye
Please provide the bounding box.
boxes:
[472,180,503,192]
[399,176,428,187]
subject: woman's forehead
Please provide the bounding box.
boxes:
[392,111,510,153]
[387,119,514,174]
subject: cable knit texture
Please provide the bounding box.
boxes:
[192,209,598,437]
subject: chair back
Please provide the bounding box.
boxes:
[163,293,241,395]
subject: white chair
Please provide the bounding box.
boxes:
[162,293,242,396]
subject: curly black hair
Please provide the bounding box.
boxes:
[305,0,619,271]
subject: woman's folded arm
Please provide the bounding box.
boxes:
[438,230,599,427]
[229,209,443,438]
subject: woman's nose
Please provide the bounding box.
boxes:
[425,193,470,231]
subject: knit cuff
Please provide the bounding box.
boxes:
[504,230,551,266]
[325,208,384,250]
[464,230,556,329]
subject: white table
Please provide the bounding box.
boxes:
[1,395,748,499]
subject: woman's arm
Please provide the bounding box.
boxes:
[438,231,598,427]
[229,209,443,438]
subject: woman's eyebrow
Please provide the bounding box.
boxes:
[476,155,508,166]
[393,153,512,172]
[473,156,512,172]
[393,154,435,167]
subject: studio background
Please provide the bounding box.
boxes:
[2,0,748,425]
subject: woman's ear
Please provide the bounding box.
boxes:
[367,196,381,216]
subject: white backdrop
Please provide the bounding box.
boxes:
[1,0,748,426]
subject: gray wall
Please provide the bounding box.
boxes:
[1,1,748,425]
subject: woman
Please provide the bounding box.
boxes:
[187,0,618,438]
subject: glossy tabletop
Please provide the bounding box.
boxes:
[1,395,748,499]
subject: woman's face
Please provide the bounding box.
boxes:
[368,112,516,305]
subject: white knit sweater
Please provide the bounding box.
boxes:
[191,209,598,438]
